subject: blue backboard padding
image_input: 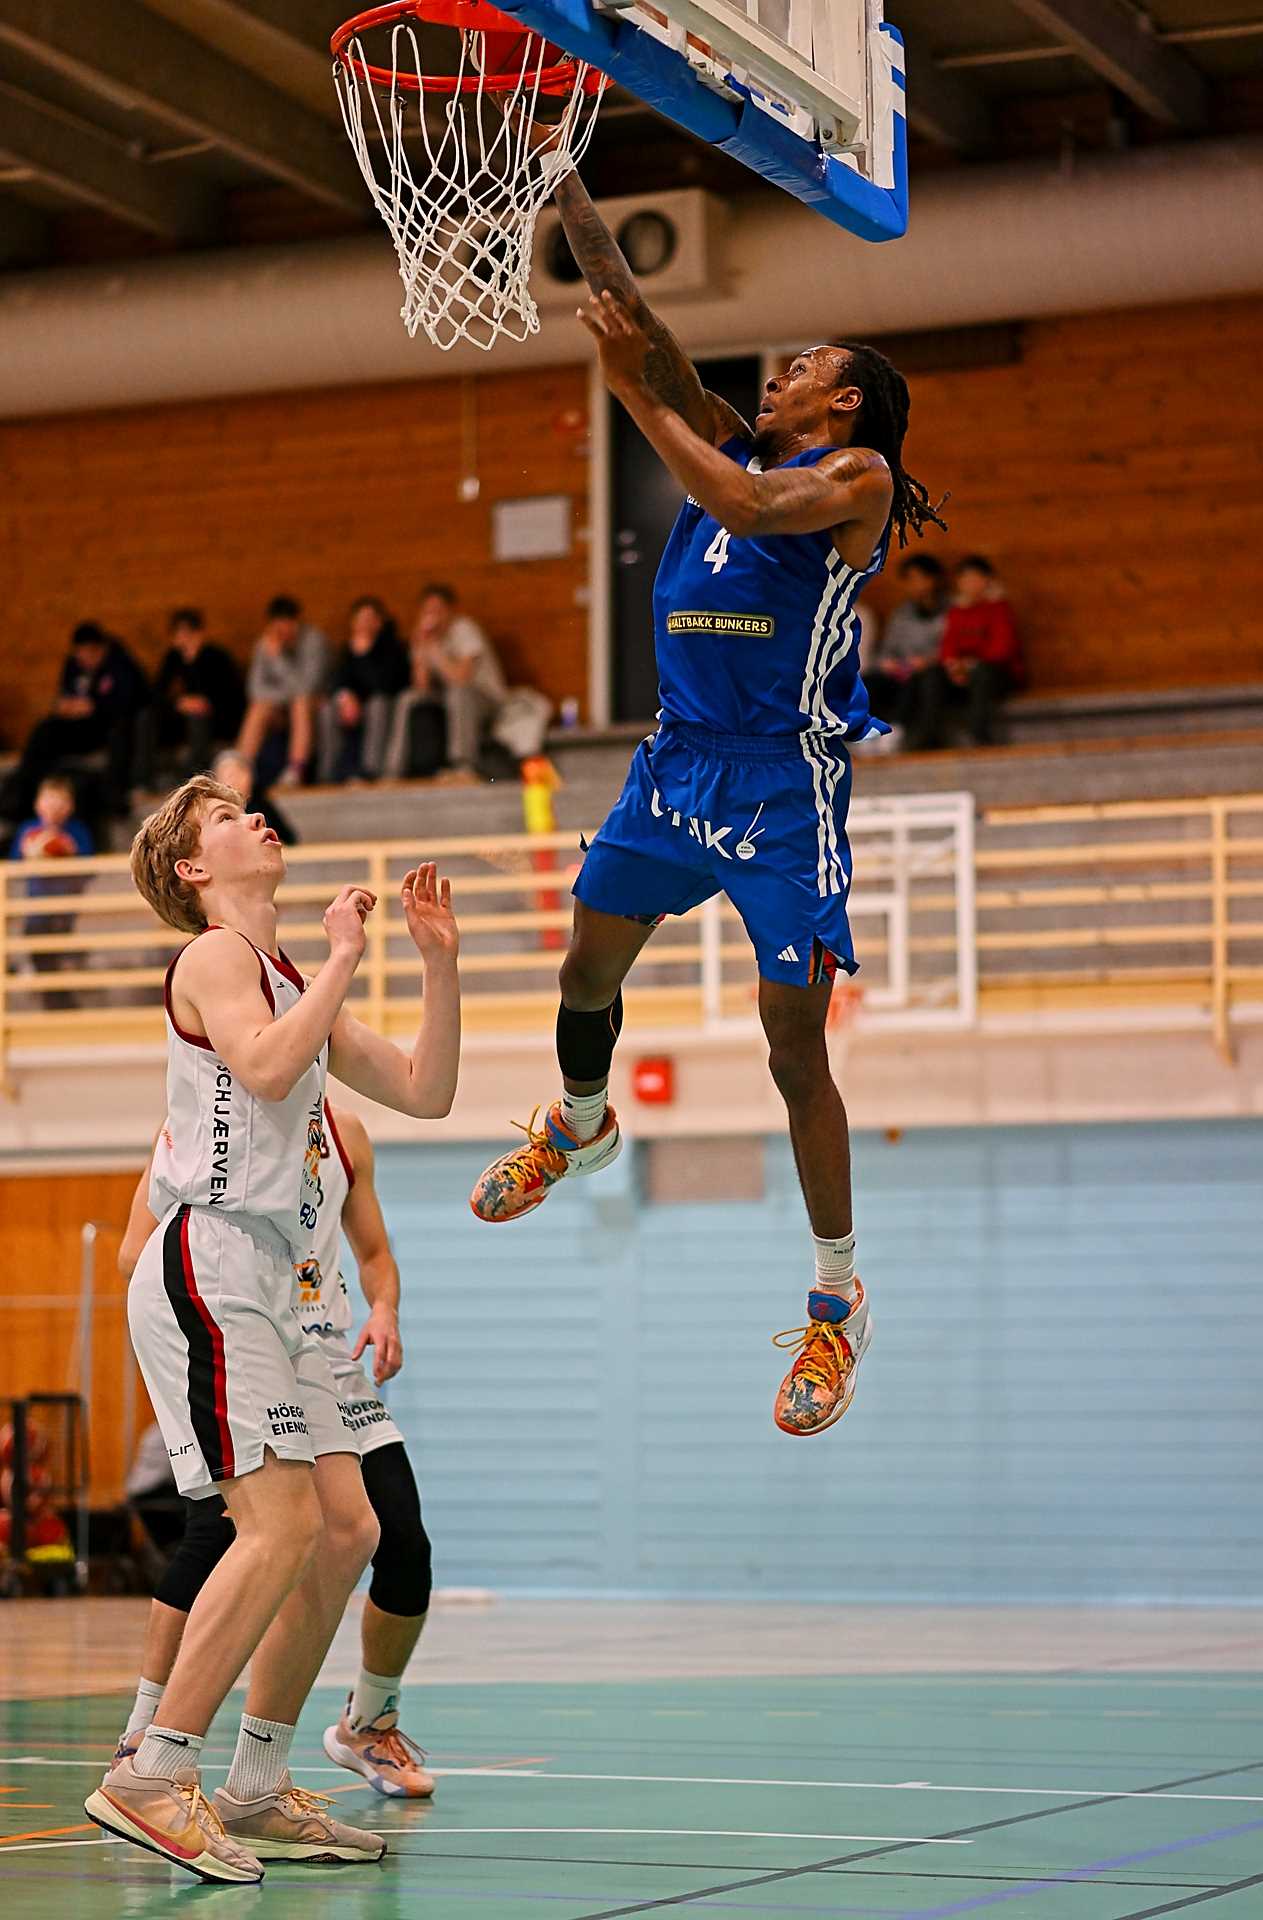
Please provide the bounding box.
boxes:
[715,83,903,245]
[494,1,908,240]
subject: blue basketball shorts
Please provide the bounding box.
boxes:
[573,721,859,988]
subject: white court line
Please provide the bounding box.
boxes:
[7,1756,1263,1808]
[0,1838,121,1854]
[0,1758,560,1779]
[414,1769,1263,1806]
[402,1828,972,1844]
[397,1768,1263,1807]
[0,1826,964,1855]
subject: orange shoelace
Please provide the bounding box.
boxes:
[372,1726,429,1771]
[497,1107,568,1193]
[187,1782,230,1841]
[279,1784,335,1820]
[772,1319,855,1391]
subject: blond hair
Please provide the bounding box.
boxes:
[131,775,245,934]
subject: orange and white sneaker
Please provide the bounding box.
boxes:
[470,1101,622,1223]
[323,1700,435,1798]
[85,1755,264,1884]
[773,1282,874,1436]
[212,1772,385,1863]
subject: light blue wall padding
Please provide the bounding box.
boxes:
[362,1121,1263,1603]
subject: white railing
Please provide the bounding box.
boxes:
[5,789,1263,1065]
[695,791,976,1032]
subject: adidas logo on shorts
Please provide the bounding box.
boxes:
[778,945,799,964]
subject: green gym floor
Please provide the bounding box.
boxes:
[3,1599,1262,1919]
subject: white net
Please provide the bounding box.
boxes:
[334,19,606,352]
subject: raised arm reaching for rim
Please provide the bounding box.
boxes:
[552,170,751,447]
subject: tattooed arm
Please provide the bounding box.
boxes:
[579,291,892,539]
[554,172,749,446]
[615,411,889,538]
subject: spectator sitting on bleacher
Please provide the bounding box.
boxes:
[920,555,1024,749]
[864,554,948,749]
[318,596,409,784]
[385,583,508,781]
[8,774,94,1011]
[147,608,245,780]
[3,621,149,825]
[236,593,328,788]
[212,749,299,847]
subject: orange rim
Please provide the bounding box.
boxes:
[331,0,602,97]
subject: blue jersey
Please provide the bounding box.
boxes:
[653,439,889,740]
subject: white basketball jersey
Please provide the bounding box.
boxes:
[294,1103,355,1338]
[151,933,327,1258]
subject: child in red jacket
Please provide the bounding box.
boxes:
[923,556,1023,747]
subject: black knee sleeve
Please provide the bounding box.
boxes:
[556,991,624,1084]
[154,1495,234,1612]
[361,1444,432,1617]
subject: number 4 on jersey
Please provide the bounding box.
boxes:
[704,527,732,574]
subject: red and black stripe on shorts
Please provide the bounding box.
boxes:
[809,938,840,987]
[161,1204,235,1483]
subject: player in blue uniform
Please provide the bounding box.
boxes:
[472,171,945,1436]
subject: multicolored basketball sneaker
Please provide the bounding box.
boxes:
[212,1772,385,1863]
[323,1698,435,1798]
[85,1756,264,1884]
[773,1282,873,1436]
[470,1101,622,1223]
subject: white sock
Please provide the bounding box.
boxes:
[813,1231,857,1298]
[124,1675,166,1743]
[348,1668,404,1731]
[560,1085,607,1143]
[132,1725,205,1778]
[223,1715,295,1802]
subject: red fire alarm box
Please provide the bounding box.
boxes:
[633,1056,675,1105]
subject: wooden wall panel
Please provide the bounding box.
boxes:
[0,364,591,748]
[865,294,1263,695]
[2,293,1261,743]
[0,1170,149,1503]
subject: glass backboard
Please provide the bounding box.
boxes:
[493,0,907,240]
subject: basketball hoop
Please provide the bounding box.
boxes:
[332,1,607,351]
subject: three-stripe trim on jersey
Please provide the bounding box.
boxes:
[162,1204,234,1483]
[800,549,863,730]
[798,552,863,898]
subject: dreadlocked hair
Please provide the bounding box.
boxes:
[836,341,949,548]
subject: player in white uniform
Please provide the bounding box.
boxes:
[86,775,460,1883]
[292,1103,439,1797]
[296,1103,406,1455]
[114,1100,437,1801]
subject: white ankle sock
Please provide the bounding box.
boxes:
[813,1231,857,1297]
[223,1715,295,1802]
[348,1668,404,1731]
[560,1086,607,1143]
[124,1675,166,1742]
[132,1725,205,1778]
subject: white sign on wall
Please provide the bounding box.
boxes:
[492,494,572,562]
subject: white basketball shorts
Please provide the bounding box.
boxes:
[129,1203,358,1499]
[314,1330,405,1458]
